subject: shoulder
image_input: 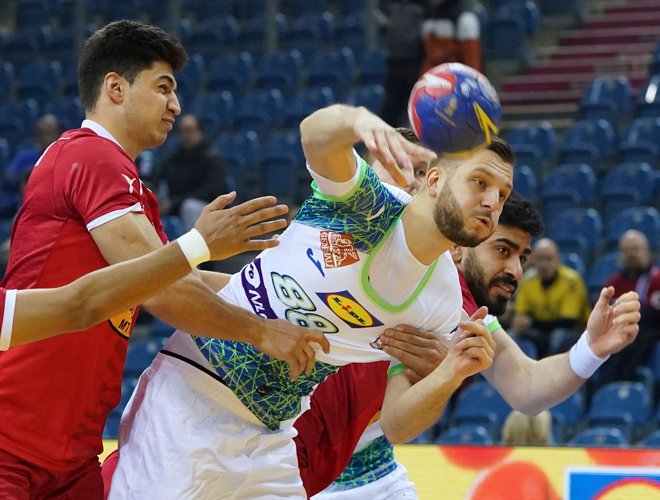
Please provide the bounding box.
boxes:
[559,265,584,284]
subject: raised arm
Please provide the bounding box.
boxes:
[300,104,435,187]
[484,287,641,415]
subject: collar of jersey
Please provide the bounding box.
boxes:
[360,210,439,313]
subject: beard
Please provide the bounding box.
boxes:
[462,249,517,316]
[432,182,484,247]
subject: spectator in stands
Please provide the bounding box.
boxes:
[596,230,660,387]
[5,114,61,189]
[158,114,227,232]
[511,238,591,357]
[421,0,483,73]
[501,410,552,446]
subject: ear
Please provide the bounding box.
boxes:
[426,165,442,197]
[103,72,125,105]
[450,245,463,264]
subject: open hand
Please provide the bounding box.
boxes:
[586,287,640,357]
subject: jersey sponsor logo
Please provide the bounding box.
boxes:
[121,174,143,195]
[319,230,359,269]
[306,248,325,277]
[242,258,278,319]
[317,290,383,328]
[109,307,137,338]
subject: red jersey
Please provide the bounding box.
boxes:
[294,269,477,496]
[604,265,660,310]
[0,124,166,470]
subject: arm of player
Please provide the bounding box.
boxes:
[484,287,640,415]
[300,104,435,187]
[91,195,330,379]
[380,309,495,444]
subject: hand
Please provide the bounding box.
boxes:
[381,325,449,383]
[354,108,436,189]
[195,192,289,260]
[442,307,496,383]
[586,286,640,357]
[255,319,331,380]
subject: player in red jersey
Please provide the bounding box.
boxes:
[0,20,327,498]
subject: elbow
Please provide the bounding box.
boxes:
[510,400,545,417]
[73,293,105,331]
[380,416,415,445]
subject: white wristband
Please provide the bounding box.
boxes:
[569,330,609,379]
[176,229,211,268]
[0,289,17,351]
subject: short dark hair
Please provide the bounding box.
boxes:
[78,20,187,112]
[395,127,421,146]
[486,135,515,166]
[499,191,544,237]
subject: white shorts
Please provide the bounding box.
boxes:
[108,352,307,500]
[312,463,417,500]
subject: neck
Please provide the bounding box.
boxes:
[86,112,140,160]
[401,195,454,265]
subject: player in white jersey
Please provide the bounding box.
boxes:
[109,104,515,499]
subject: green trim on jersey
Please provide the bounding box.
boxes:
[332,436,397,487]
[310,158,367,202]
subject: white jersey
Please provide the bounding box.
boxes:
[166,157,461,429]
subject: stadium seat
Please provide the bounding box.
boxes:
[539,0,587,18]
[234,88,285,136]
[0,62,14,104]
[512,164,538,202]
[495,0,540,37]
[639,430,660,447]
[281,12,334,61]
[600,162,656,224]
[0,98,40,139]
[561,252,586,277]
[43,96,83,132]
[452,381,511,439]
[438,424,494,445]
[215,130,262,198]
[175,53,206,104]
[345,84,385,115]
[587,382,652,441]
[207,51,254,96]
[559,119,615,167]
[284,86,336,128]
[198,0,237,19]
[4,26,52,69]
[647,342,660,383]
[334,13,366,57]
[513,337,538,359]
[605,207,660,251]
[189,90,235,137]
[545,208,603,263]
[236,14,289,59]
[261,128,304,202]
[650,42,660,76]
[618,117,660,164]
[484,17,530,64]
[103,412,121,439]
[256,49,304,96]
[17,60,62,107]
[186,17,239,59]
[124,337,168,377]
[540,163,596,216]
[579,75,632,124]
[507,121,557,160]
[569,427,628,447]
[360,48,386,85]
[117,376,139,413]
[549,390,585,443]
[308,46,356,97]
[636,74,660,118]
[585,251,619,299]
[161,215,183,241]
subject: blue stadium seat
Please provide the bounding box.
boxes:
[539,0,587,18]
[43,96,83,132]
[559,119,615,166]
[148,318,175,338]
[639,430,660,447]
[507,121,557,160]
[484,17,529,64]
[285,86,336,128]
[161,215,183,240]
[0,62,14,104]
[0,139,10,171]
[207,51,254,96]
[587,382,652,441]
[650,42,660,76]
[189,90,235,137]
[546,208,603,263]
[281,12,335,61]
[345,84,385,115]
[452,381,511,439]
[16,0,50,31]
[580,76,632,124]
[569,427,628,447]
[215,130,262,198]
[513,337,538,359]
[585,251,619,299]
[0,98,40,140]
[540,163,596,216]
[0,115,27,153]
[549,390,585,443]
[333,13,365,57]
[198,0,238,19]
[647,342,660,383]
[256,49,304,96]
[118,376,139,413]
[618,117,660,164]
[495,0,540,37]
[236,14,289,59]
[262,128,303,202]
[234,88,285,135]
[636,74,660,118]
[103,412,121,439]
[4,26,52,68]
[124,337,168,377]
[512,164,538,202]
[308,46,356,97]
[17,60,62,107]
[605,207,660,251]
[360,48,386,85]
[561,252,586,277]
[175,53,206,105]
[438,424,494,445]
[186,16,239,59]
[600,162,656,224]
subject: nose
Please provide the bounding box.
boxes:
[506,257,523,282]
[481,186,499,211]
[169,92,182,116]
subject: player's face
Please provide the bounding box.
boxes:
[460,225,531,315]
[433,149,513,247]
[123,61,181,150]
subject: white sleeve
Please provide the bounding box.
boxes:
[306,150,361,197]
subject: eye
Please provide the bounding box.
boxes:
[496,246,509,256]
[474,178,485,188]
[158,84,170,93]
[415,167,426,178]
[520,255,528,265]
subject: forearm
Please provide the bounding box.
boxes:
[381,367,462,444]
[198,269,232,293]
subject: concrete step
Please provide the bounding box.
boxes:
[581,11,660,30]
[558,26,660,46]
[536,42,657,60]
[525,55,651,76]
[604,0,660,15]
[501,70,649,93]
[499,88,585,105]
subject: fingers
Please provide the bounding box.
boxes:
[469,306,488,321]
[205,192,237,212]
[234,196,282,216]
[244,219,289,238]
[455,335,495,359]
[612,292,641,324]
[382,326,436,347]
[288,357,302,381]
[400,139,437,163]
[306,330,330,354]
[595,286,616,309]
[241,204,289,225]
[302,342,316,375]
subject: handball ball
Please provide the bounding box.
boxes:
[407,63,502,155]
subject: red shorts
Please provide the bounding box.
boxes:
[0,448,103,500]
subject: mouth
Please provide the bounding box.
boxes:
[162,118,174,129]
[491,279,517,299]
[475,216,491,229]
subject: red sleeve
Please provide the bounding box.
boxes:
[459,270,479,316]
[62,139,143,227]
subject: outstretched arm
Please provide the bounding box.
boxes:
[485,287,641,415]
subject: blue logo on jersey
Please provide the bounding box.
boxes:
[241,258,277,319]
[317,290,383,328]
[306,248,325,277]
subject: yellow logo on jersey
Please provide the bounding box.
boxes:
[109,307,137,338]
[317,291,383,329]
